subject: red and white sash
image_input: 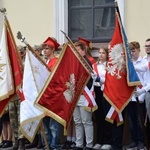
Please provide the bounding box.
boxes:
[83,86,97,112]
[93,62,99,76]
[106,106,123,126]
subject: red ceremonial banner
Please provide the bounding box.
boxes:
[36,44,91,134]
[103,13,135,113]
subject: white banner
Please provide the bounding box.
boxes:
[20,50,50,142]
[0,25,14,100]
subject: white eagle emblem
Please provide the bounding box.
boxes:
[32,65,40,75]
[107,44,126,79]
[63,74,75,103]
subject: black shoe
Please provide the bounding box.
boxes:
[24,139,30,144]
[25,135,38,149]
[125,142,137,149]
[18,139,25,150]
[137,142,145,150]
[73,146,83,150]
[25,143,37,149]
[10,140,19,150]
[37,143,44,149]
[85,147,93,150]
[71,141,76,148]
[2,141,13,148]
[0,140,7,148]
[62,141,72,149]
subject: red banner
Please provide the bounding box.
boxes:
[103,13,135,113]
[36,44,90,134]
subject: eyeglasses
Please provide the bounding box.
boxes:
[144,45,150,48]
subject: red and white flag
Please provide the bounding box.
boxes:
[20,50,50,142]
[104,12,137,122]
[0,18,23,116]
[36,44,91,134]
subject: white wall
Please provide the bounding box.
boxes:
[116,0,125,26]
[0,0,55,46]
[125,0,150,56]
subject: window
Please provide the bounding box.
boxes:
[68,0,116,43]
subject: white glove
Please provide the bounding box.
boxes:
[91,70,97,80]
[100,77,105,83]
[135,89,145,97]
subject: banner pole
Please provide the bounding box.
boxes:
[40,122,50,150]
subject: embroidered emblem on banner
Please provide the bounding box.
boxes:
[63,74,75,103]
[32,65,40,75]
[107,44,125,79]
[0,57,6,80]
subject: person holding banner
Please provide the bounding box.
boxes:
[73,41,94,150]
[125,41,147,150]
[78,37,96,65]
[42,37,63,150]
[9,45,26,150]
[25,45,44,149]
[62,37,96,150]
[61,118,76,149]
[92,47,112,150]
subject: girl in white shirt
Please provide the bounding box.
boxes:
[93,47,112,150]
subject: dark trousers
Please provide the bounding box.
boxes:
[126,101,146,144]
[146,119,150,148]
[111,121,124,150]
[94,86,112,145]
[110,105,126,150]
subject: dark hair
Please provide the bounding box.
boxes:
[74,41,86,51]
[86,48,92,57]
[145,38,150,42]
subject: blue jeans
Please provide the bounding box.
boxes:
[126,101,146,144]
[42,116,63,149]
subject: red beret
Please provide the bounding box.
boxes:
[43,37,60,50]
[78,37,92,49]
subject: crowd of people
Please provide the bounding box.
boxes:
[0,36,150,150]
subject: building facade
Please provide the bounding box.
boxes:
[0,0,150,56]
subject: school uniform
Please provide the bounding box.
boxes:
[73,56,94,149]
[93,61,112,146]
[126,56,146,149]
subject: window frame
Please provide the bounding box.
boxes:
[54,0,125,45]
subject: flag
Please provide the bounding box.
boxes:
[20,50,50,142]
[103,12,140,115]
[36,44,91,134]
[120,17,141,86]
[0,18,23,116]
[5,18,24,100]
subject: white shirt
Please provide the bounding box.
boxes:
[93,61,106,91]
[132,56,146,102]
[135,55,150,92]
